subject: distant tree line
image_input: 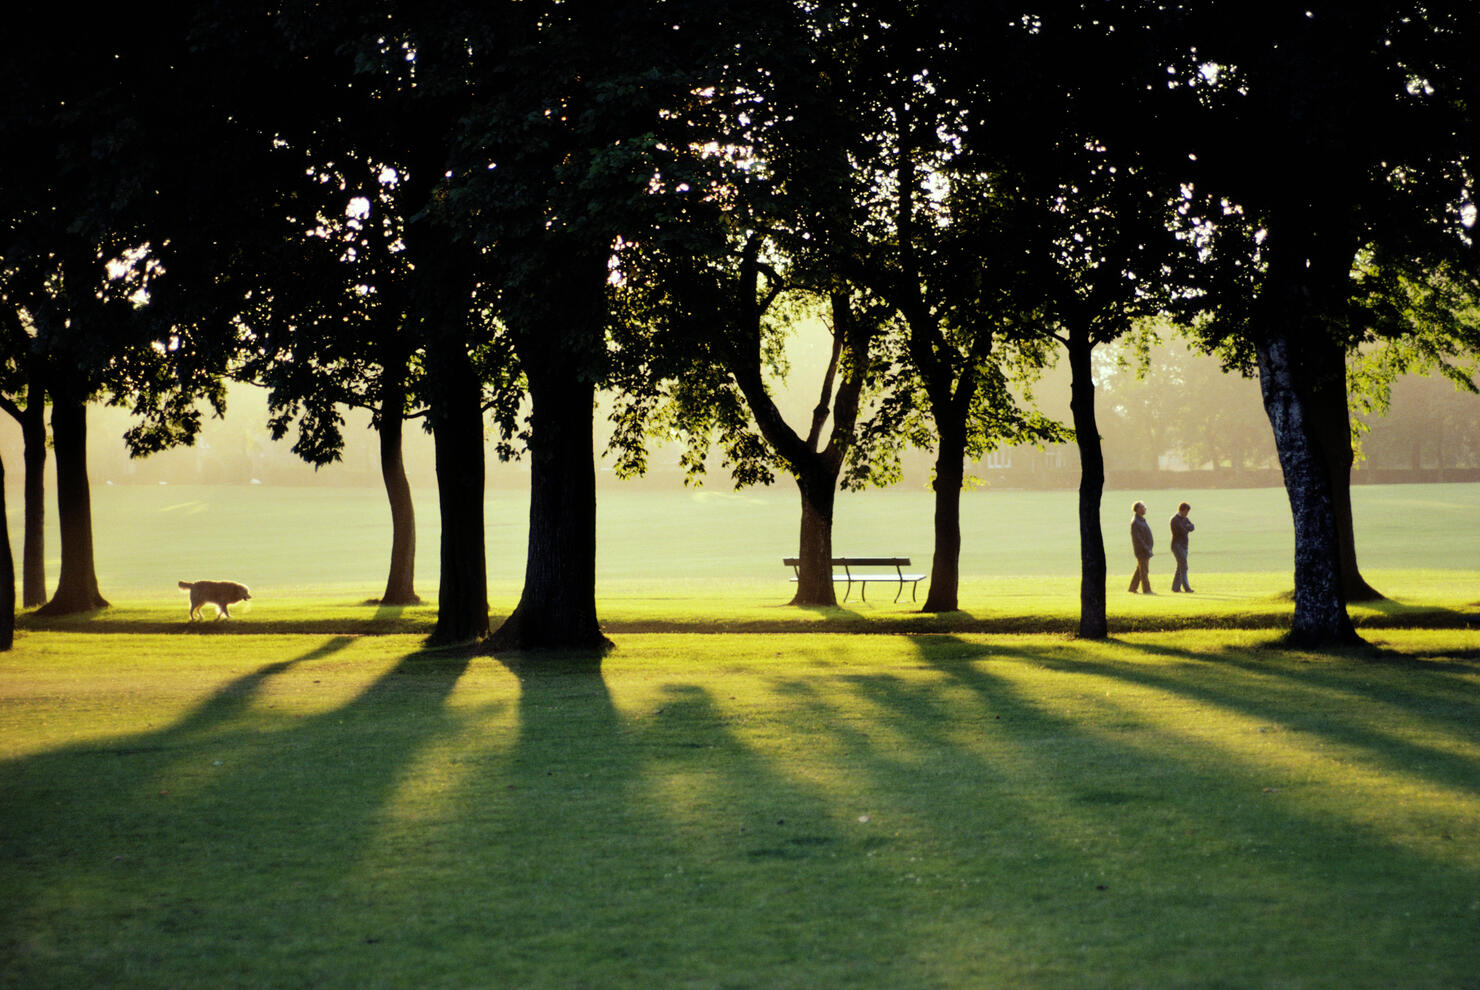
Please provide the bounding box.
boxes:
[29,344,1476,490]
[3,1,1477,654]
[1015,337,1480,485]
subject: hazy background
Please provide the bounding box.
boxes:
[4,337,1478,601]
[5,337,1477,495]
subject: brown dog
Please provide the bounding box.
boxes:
[178,580,252,621]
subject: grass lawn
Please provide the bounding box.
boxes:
[4,482,1479,986]
[3,625,1480,989]
[15,568,1480,638]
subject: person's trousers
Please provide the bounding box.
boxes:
[1129,555,1151,593]
[1171,546,1190,592]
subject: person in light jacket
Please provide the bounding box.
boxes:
[1170,502,1196,592]
[1129,501,1153,593]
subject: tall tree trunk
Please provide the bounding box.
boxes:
[1296,335,1382,601]
[1,450,14,650]
[36,395,108,615]
[791,466,839,607]
[490,366,608,651]
[427,340,488,645]
[1067,335,1108,639]
[377,366,419,605]
[1255,330,1358,647]
[921,427,965,613]
[20,384,46,608]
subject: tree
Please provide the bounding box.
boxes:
[180,1,512,640]
[443,0,796,648]
[330,8,502,643]
[0,303,48,607]
[943,1,1190,637]
[1360,369,1480,472]
[1093,335,1278,477]
[234,149,432,607]
[632,242,886,606]
[813,2,1068,613]
[605,0,917,608]
[1348,271,1480,474]
[1174,2,1480,644]
[3,5,243,615]
[1,449,13,650]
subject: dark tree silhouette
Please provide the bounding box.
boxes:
[945,1,1190,636]
[0,313,48,607]
[1174,2,1480,644]
[1,450,14,650]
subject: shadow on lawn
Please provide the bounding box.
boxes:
[900,633,1480,915]
[909,631,1480,829]
[0,635,478,984]
[718,635,1480,982]
[5,633,1480,986]
[1348,597,1480,629]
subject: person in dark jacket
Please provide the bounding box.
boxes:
[1170,502,1196,592]
[1129,501,1153,593]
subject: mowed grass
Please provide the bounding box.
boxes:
[17,568,1480,638]
[2,628,1479,988]
[4,482,1479,986]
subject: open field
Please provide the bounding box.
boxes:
[7,480,1479,607]
[3,627,1479,988]
[10,481,1477,637]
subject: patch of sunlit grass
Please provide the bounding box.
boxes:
[22,568,1474,641]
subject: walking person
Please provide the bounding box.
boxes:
[1129,501,1153,593]
[1170,502,1195,592]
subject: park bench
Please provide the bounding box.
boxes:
[783,556,927,603]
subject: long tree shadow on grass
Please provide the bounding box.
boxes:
[0,636,478,987]
[452,647,986,985]
[1027,635,1480,799]
[7,633,1480,987]
[426,633,1480,986]
[481,653,865,980]
[877,635,1480,984]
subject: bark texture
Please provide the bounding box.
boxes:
[1,452,14,650]
[1294,334,1383,601]
[1255,331,1359,647]
[19,380,47,607]
[377,365,419,605]
[920,427,965,613]
[489,367,609,651]
[35,396,108,615]
[427,340,489,645]
[1067,335,1109,639]
[791,467,840,606]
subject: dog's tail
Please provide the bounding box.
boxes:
[178,581,193,591]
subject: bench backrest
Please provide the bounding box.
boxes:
[782,557,911,567]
